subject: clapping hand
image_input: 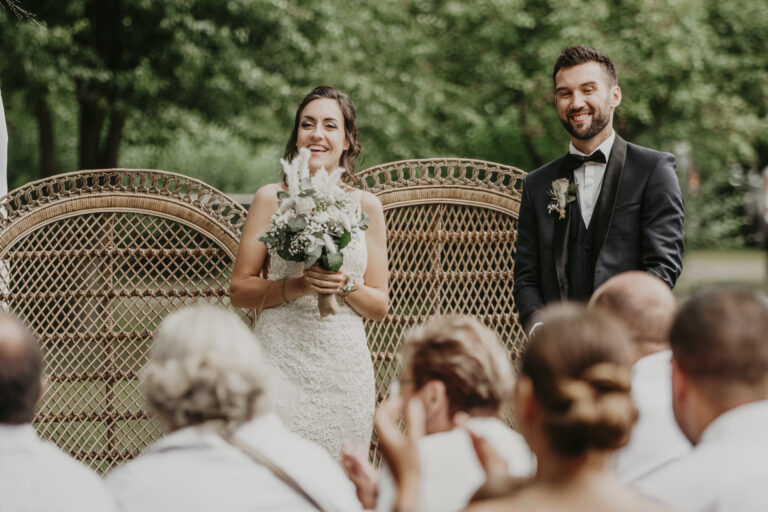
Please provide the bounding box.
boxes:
[341,442,378,509]
[454,412,509,478]
[374,396,426,512]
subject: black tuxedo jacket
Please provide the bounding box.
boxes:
[513,135,685,330]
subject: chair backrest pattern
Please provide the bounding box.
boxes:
[0,159,527,471]
[357,158,527,465]
[0,169,251,473]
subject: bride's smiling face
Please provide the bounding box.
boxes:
[296,98,350,175]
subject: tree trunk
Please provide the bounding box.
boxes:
[78,88,107,170]
[34,96,58,178]
[100,110,126,168]
[519,103,543,168]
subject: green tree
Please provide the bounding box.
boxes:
[0,0,327,178]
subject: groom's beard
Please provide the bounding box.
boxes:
[561,108,611,141]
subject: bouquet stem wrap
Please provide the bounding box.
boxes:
[259,148,369,317]
[317,294,340,317]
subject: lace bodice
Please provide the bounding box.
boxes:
[254,223,374,458]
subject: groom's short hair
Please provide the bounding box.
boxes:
[553,44,618,86]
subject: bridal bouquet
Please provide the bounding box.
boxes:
[259,148,369,317]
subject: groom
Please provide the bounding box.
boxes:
[513,45,684,333]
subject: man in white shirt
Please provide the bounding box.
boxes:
[514,44,684,335]
[589,271,691,484]
[634,288,768,512]
[0,311,118,512]
[105,305,363,512]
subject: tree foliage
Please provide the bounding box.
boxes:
[1,0,767,247]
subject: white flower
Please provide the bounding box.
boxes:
[547,178,577,220]
[322,233,337,254]
[295,196,316,215]
[280,147,312,199]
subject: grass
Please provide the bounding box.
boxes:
[675,247,765,297]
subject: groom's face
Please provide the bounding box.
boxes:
[555,61,620,142]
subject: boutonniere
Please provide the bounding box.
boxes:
[547,178,578,220]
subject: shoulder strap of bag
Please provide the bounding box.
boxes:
[222,435,333,512]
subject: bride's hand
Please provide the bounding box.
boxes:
[302,264,348,295]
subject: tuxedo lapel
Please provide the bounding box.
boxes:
[590,135,628,260]
[553,158,573,300]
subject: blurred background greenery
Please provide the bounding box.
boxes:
[1,0,767,252]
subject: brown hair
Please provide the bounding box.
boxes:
[670,287,768,387]
[524,304,637,457]
[401,315,514,418]
[283,86,361,184]
[553,44,618,86]
[0,312,42,424]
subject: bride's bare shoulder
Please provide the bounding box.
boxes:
[250,182,285,206]
[254,182,285,196]
[355,189,383,215]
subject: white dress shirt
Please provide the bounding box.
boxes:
[376,417,535,512]
[105,412,363,512]
[634,400,768,512]
[0,423,118,512]
[570,130,616,226]
[613,350,691,484]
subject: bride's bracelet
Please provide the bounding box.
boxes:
[338,276,357,299]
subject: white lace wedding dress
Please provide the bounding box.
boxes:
[253,230,375,459]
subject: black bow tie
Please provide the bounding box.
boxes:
[567,150,606,169]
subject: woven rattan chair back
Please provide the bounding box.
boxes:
[0,169,251,473]
[357,158,527,465]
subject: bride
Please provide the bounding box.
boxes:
[230,86,388,458]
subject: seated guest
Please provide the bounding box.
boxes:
[0,311,118,512]
[377,304,670,512]
[589,271,690,484]
[105,305,363,512]
[634,288,768,511]
[343,315,534,512]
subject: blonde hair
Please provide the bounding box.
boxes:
[525,303,637,457]
[401,315,514,416]
[143,305,270,432]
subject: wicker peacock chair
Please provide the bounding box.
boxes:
[0,169,252,473]
[356,157,527,465]
[0,158,527,471]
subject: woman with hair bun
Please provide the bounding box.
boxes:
[376,303,671,512]
[463,303,670,511]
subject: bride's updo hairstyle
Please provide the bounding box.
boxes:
[523,304,638,457]
[283,85,362,185]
